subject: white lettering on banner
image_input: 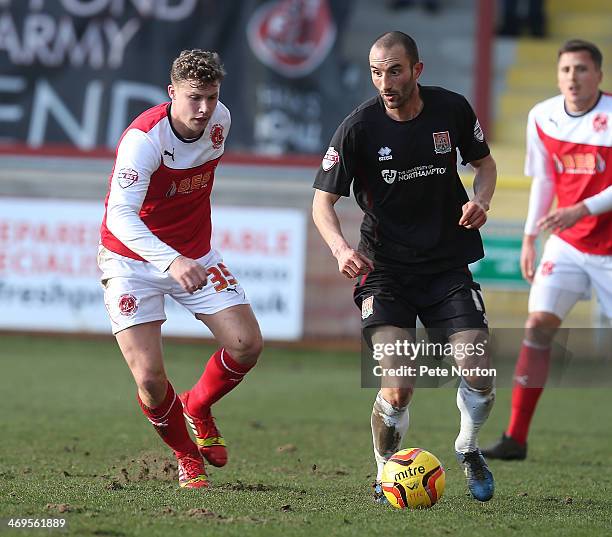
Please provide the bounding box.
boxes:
[0,199,306,340]
[61,0,197,19]
[254,84,322,154]
[106,81,168,146]
[28,79,103,148]
[0,1,196,69]
[0,13,140,68]
[6,77,165,149]
[0,76,26,122]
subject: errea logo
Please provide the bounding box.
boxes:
[378,146,393,161]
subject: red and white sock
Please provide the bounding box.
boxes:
[506,340,551,445]
[185,348,254,417]
[137,381,197,457]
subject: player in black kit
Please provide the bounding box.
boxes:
[312,31,498,503]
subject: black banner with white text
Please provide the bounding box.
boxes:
[0,0,356,155]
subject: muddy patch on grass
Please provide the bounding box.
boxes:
[220,481,269,492]
[46,503,84,514]
[185,508,264,524]
[105,451,177,486]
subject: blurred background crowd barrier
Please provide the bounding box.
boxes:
[1,0,610,342]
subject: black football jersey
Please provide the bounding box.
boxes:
[313,85,490,273]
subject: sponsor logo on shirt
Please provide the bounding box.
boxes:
[116,167,139,189]
[381,169,397,184]
[381,165,446,184]
[362,295,374,320]
[322,146,339,171]
[552,152,605,174]
[378,146,393,161]
[473,119,484,142]
[163,148,175,161]
[593,113,608,133]
[432,131,451,154]
[166,171,213,197]
[210,124,224,149]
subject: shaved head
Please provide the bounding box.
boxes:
[372,31,420,66]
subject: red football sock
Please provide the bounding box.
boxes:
[506,342,551,444]
[186,348,253,416]
[137,381,197,457]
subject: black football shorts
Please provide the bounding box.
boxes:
[353,266,488,340]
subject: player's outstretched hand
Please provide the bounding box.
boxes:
[334,245,374,279]
[537,202,589,233]
[168,255,209,294]
[520,236,537,284]
[459,200,488,229]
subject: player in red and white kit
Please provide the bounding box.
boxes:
[484,40,612,460]
[98,50,263,487]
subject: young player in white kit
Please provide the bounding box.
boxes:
[484,40,612,461]
[98,50,263,488]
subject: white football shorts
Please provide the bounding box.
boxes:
[97,246,250,334]
[528,234,612,319]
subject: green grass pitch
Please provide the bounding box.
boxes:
[1,334,610,536]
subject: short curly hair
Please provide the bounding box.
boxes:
[170,49,226,86]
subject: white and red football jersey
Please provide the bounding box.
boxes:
[525,92,612,255]
[100,101,230,272]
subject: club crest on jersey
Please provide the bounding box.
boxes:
[210,124,224,149]
[362,295,374,320]
[118,294,138,316]
[381,169,397,184]
[593,113,608,133]
[378,146,393,161]
[117,167,139,189]
[322,146,339,171]
[432,131,451,154]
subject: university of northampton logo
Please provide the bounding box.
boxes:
[247,0,336,78]
[432,131,451,154]
[381,170,397,184]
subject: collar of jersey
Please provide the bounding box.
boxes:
[563,91,602,118]
[166,103,205,144]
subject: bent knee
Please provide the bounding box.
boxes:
[525,312,561,346]
[381,387,413,409]
[462,375,494,392]
[226,332,263,366]
[525,311,562,329]
[134,370,167,400]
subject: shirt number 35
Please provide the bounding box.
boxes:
[206,263,238,292]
